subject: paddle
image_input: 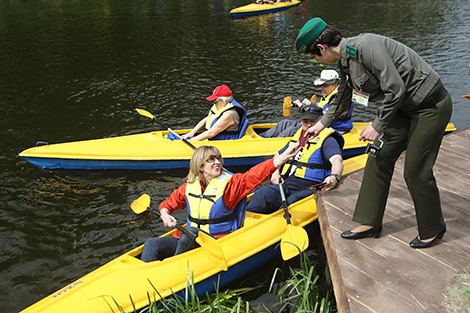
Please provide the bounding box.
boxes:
[135,108,197,150]
[131,194,228,271]
[279,183,309,261]
[283,95,317,117]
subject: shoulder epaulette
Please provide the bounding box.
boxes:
[346,44,357,58]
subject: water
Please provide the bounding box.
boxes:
[1,0,469,311]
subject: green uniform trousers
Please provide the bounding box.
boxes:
[352,90,453,239]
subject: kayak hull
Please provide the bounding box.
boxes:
[18,123,370,170]
[230,1,301,18]
[20,154,368,313]
[19,123,457,170]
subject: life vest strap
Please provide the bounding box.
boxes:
[188,210,237,226]
[285,159,331,170]
[188,192,216,203]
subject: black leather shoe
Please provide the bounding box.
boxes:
[341,225,382,239]
[409,227,446,249]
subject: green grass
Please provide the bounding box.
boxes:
[269,251,333,313]
[442,267,470,313]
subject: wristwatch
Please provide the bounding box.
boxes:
[331,174,341,182]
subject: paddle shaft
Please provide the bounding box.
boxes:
[279,183,292,224]
[152,116,197,150]
[152,209,198,242]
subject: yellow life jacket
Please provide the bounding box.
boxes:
[318,88,338,110]
[205,103,236,131]
[319,88,353,132]
[280,127,339,182]
[204,100,249,140]
[185,171,246,235]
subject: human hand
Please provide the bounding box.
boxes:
[160,209,177,228]
[305,121,325,140]
[293,99,303,108]
[181,132,193,140]
[359,125,380,142]
[322,175,339,191]
[270,170,284,185]
[273,142,301,168]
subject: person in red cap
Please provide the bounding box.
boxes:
[182,84,249,141]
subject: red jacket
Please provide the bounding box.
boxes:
[159,159,277,238]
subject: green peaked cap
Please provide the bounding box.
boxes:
[295,17,327,53]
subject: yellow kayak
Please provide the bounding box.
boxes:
[230,0,301,18]
[18,122,457,170]
[20,154,368,313]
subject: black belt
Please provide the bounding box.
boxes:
[285,159,331,170]
[189,212,236,226]
[418,87,447,110]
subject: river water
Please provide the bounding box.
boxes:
[1,0,469,311]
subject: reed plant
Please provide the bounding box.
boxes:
[268,250,333,313]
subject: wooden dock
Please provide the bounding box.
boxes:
[317,127,470,313]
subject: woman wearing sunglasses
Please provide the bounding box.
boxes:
[141,143,301,262]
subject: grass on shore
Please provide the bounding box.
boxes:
[442,267,470,313]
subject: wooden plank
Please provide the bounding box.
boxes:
[317,127,470,313]
[316,196,351,313]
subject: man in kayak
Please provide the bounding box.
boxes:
[181,84,249,141]
[295,17,452,248]
[247,105,344,214]
[259,69,352,138]
[140,143,301,262]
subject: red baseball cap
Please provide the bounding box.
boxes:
[206,84,232,101]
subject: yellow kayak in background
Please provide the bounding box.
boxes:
[230,0,301,18]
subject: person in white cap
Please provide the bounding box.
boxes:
[296,69,353,133]
[259,69,352,138]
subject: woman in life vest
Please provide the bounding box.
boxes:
[140,143,301,262]
[182,84,249,141]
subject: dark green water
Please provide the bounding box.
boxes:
[1,0,469,311]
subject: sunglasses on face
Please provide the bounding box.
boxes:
[206,154,222,163]
[300,106,323,114]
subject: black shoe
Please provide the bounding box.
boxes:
[409,227,446,249]
[341,225,382,239]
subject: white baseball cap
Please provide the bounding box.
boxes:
[314,70,339,86]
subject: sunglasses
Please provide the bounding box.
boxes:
[206,154,222,163]
[300,106,323,114]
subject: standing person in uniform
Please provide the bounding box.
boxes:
[295,17,452,248]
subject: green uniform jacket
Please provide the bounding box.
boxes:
[322,33,440,133]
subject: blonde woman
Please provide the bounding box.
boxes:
[141,143,300,262]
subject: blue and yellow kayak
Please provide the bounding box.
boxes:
[230,0,301,18]
[18,123,457,170]
[19,154,368,313]
[18,123,370,170]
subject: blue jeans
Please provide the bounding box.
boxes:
[140,226,205,262]
[259,120,300,138]
[247,185,315,214]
